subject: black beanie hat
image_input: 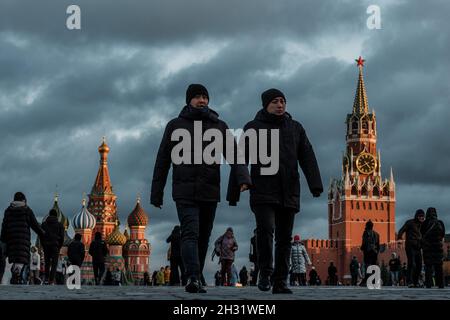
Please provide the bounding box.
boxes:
[186,84,209,105]
[261,88,286,109]
[14,192,26,202]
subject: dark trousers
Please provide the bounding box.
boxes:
[43,248,59,283]
[169,256,185,286]
[406,246,422,286]
[361,251,378,285]
[176,201,217,281]
[93,262,105,285]
[251,204,296,284]
[220,259,233,285]
[425,262,444,288]
[291,273,307,286]
[0,255,5,284]
[351,273,358,286]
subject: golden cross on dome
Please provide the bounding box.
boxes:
[356,56,365,67]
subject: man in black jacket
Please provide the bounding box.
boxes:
[421,207,445,288]
[166,225,184,286]
[0,192,45,284]
[360,220,380,286]
[397,209,425,287]
[68,233,85,268]
[229,88,323,294]
[151,84,251,293]
[41,209,65,284]
[89,232,108,285]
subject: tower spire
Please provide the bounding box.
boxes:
[92,137,113,195]
[353,56,369,115]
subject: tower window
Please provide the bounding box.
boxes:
[363,202,366,210]
[381,203,384,210]
[369,203,372,210]
[352,122,358,133]
[356,202,360,210]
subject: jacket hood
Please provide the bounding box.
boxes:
[179,105,219,122]
[254,109,292,124]
[425,207,438,220]
[10,201,26,208]
[414,209,425,220]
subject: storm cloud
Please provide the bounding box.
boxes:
[0,0,449,281]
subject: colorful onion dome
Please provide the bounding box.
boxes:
[43,193,70,230]
[107,222,127,246]
[73,197,96,230]
[127,197,149,227]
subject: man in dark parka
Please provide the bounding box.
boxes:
[228,88,323,294]
[360,220,380,285]
[41,208,65,284]
[397,209,425,287]
[421,207,445,288]
[166,225,185,286]
[88,231,108,285]
[151,84,251,293]
[68,233,85,268]
[0,192,45,283]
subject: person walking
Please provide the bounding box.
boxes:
[360,220,380,285]
[388,252,401,286]
[328,262,338,286]
[214,227,238,286]
[67,233,85,268]
[421,207,446,288]
[249,229,259,286]
[309,266,318,286]
[156,267,165,286]
[164,265,171,285]
[29,246,41,285]
[166,225,185,286]
[228,88,323,294]
[349,256,360,286]
[41,209,65,285]
[397,209,425,287]
[290,234,311,286]
[0,192,45,284]
[88,231,108,285]
[150,84,251,293]
[239,266,249,286]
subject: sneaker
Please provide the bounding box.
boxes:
[272,282,293,294]
[185,278,200,293]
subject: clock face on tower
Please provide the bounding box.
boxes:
[356,152,376,174]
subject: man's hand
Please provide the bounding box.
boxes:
[240,184,249,192]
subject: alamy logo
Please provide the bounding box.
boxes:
[66,265,81,290]
[366,265,381,289]
[171,121,280,175]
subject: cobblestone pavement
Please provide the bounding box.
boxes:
[1,285,450,300]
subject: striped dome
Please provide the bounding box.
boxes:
[127,199,149,227]
[107,225,127,246]
[73,199,96,230]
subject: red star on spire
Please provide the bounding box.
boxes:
[356,56,365,67]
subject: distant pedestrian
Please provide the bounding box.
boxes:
[0,192,45,284]
[88,232,108,285]
[249,229,259,286]
[230,264,239,286]
[328,262,338,285]
[388,252,401,286]
[421,207,445,288]
[41,209,65,284]
[55,255,66,285]
[360,220,380,285]
[29,246,41,285]
[152,270,158,286]
[164,265,171,285]
[349,256,359,286]
[214,227,238,286]
[67,233,85,268]
[214,270,221,286]
[290,235,311,286]
[113,268,121,286]
[156,267,165,286]
[309,266,318,286]
[397,209,425,287]
[143,272,151,286]
[239,266,249,286]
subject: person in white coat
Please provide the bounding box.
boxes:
[290,234,311,286]
[29,246,41,285]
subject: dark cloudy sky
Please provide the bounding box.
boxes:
[1,0,449,282]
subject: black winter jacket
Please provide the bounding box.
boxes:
[0,201,45,264]
[89,239,108,264]
[151,105,251,206]
[227,109,323,212]
[398,218,422,249]
[421,214,445,264]
[41,216,64,252]
[68,240,85,267]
